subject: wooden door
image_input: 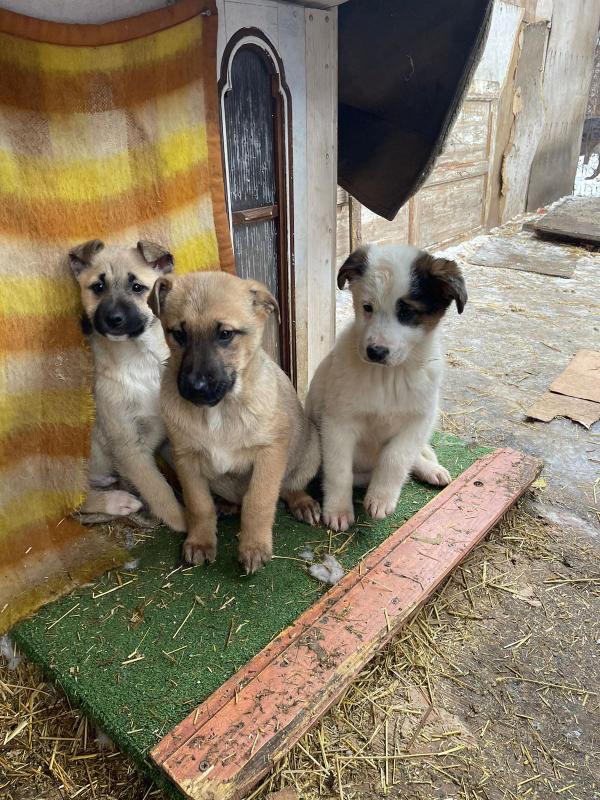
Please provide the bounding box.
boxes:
[221,40,294,382]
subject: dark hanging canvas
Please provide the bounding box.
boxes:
[337,0,494,220]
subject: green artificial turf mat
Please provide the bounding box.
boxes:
[11,432,490,790]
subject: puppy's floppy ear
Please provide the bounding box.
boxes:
[337,246,369,290]
[414,253,468,315]
[249,281,280,322]
[147,276,173,318]
[137,240,174,274]
[68,239,104,276]
[431,257,468,314]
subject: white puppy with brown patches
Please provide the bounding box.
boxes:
[306,243,467,532]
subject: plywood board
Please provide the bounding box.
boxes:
[550,350,600,404]
[531,196,600,246]
[501,21,549,222]
[152,448,542,800]
[526,1,600,210]
[468,235,575,277]
[526,391,600,429]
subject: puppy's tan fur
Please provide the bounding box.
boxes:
[151,271,320,573]
[70,239,186,531]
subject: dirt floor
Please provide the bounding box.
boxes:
[1,213,599,800]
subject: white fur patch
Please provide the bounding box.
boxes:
[0,635,22,670]
[309,554,345,585]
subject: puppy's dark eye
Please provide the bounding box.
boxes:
[396,300,417,323]
[90,281,104,295]
[131,282,146,294]
[363,303,373,314]
[170,328,187,346]
[217,329,234,344]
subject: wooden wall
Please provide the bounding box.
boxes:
[336,82,500,261]
[337,0,600,264]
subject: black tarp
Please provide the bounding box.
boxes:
[338,0,494,220]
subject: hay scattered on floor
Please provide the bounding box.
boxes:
[4,501,597,800]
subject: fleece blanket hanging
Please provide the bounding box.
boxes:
[0,0,233,632]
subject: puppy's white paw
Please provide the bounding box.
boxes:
[322,507,354,532]
[104,490,143,516]
[420,464,452,487]
[364,492,398,520]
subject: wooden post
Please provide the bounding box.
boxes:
[349,194,362,250]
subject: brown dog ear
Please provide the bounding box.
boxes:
[414,253,468,315]
[147,276,173,318]
[137,240,174,273]
[250,282,280,322]
[337,246,369,290]
[431,257,468,314]
[68,239,104,276]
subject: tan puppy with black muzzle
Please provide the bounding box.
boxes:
[149,270,321,574]
[69,239,186,532]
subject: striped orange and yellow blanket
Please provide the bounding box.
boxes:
[0,0,233,631]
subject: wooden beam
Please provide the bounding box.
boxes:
[349,195,362,250]
[152,448,541,800]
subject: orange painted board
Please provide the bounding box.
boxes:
[151,448,541,800]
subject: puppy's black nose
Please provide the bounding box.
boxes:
[105,310,125,328]
[366,345,389,363]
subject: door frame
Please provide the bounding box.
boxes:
[218,27,296,385]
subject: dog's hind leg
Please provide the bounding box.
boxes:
[88,427,117,488]
[411,446,451,487]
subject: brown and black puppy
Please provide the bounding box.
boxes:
[149,271,321,573]
[69,239,186,531]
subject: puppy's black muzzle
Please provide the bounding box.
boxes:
[178,368,236,407]
[366,344,389,364]
[94,300,146,338]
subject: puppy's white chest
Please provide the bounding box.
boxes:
[123,358,162,415]
[200,407,255,477]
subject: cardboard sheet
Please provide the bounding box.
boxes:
[526,391,600,430]
[550,350,600,404]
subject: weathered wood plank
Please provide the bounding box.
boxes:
[500,21,549,222]
[531,196,600,246]
[152,448,542,800]
[468,234,576,278]
[414,174,487,249]
[526,1,600,210]
[305,7,337,388]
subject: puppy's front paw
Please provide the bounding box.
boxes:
[422,464,451,487]
[238,537,272,574]
[322,507,354,532]
[182,531,217,566]
[364,492,398,520]
[104,490,143,516]
[288,493,321,526]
